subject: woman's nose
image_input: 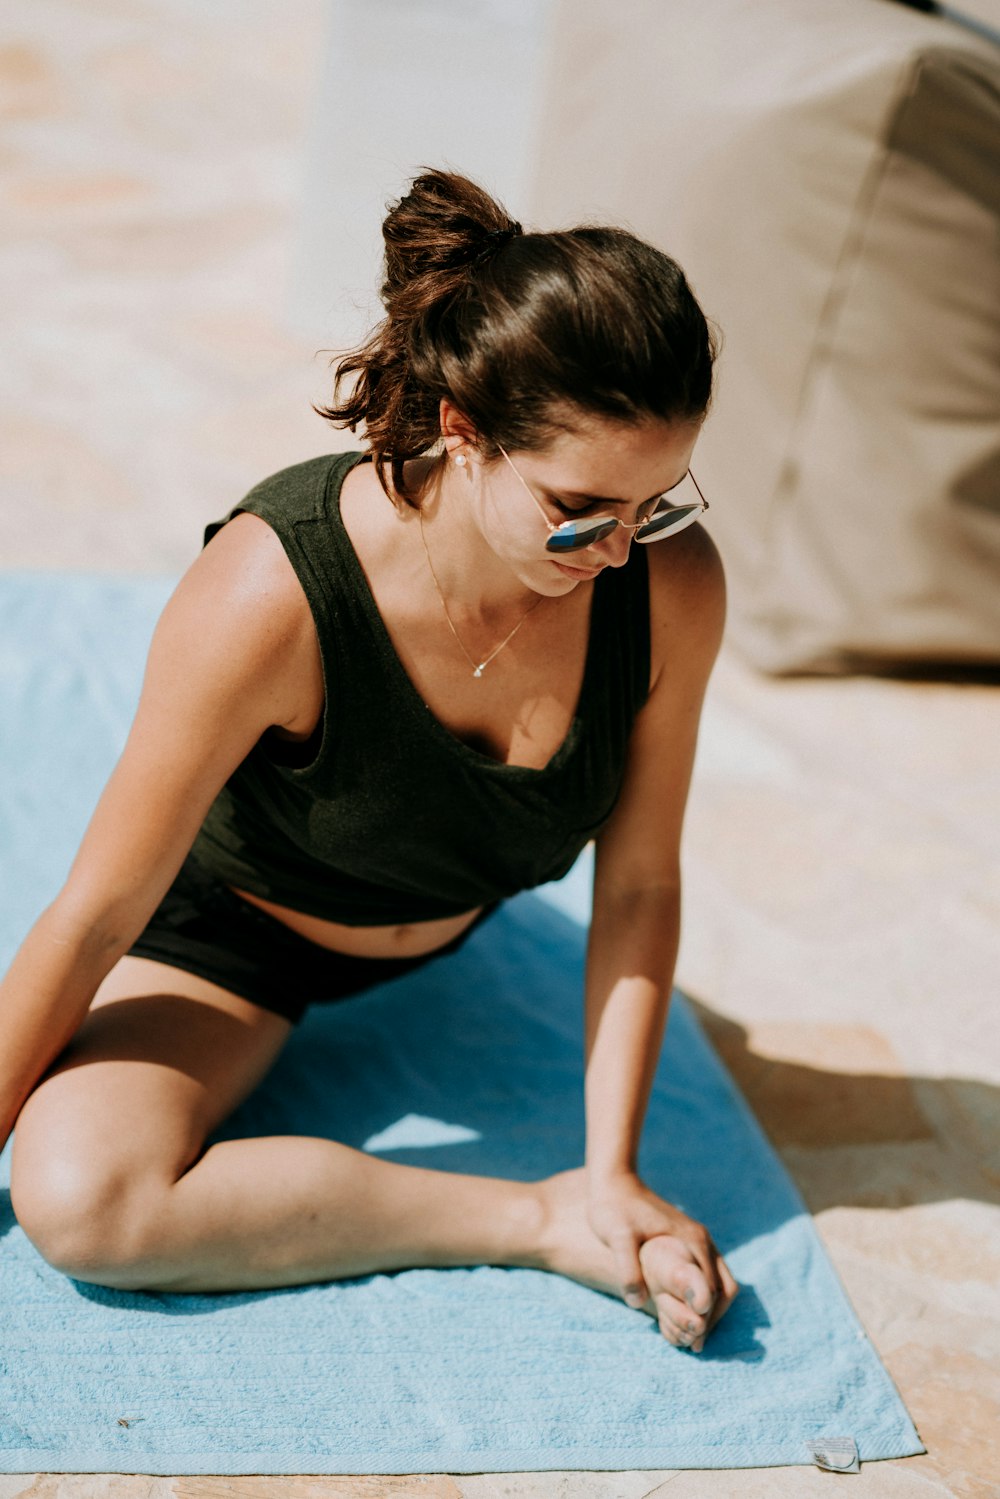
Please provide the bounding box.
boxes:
[593,523,633,568]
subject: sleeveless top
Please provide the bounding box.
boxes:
[189,450,651,925]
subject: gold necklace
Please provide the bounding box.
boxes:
[418,507,543,678]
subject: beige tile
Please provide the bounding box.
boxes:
[1,1480,175,1498]
[5,172,150,214]
[54,205,285,279]
[781,1138,998,1221]
[164,311,315,384]
[170,1480,462,1499]
[0,43,63,121]
[913,1074,1000,1177]
[0,415,135,515]
[646,1461,950,1496]
[820,1200,1000,1291]
[456,1475,676,1499]
[883,1344,1000,1498]
[691,1011,934,1149]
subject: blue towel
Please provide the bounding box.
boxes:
[0,574,923,1474]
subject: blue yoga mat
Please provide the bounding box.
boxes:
[0,573,923,1475]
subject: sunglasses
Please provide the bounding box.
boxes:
[497,444,709,554]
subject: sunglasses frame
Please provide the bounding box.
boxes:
[496,444,709,554]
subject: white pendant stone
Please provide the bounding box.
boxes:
[473,665,484,678]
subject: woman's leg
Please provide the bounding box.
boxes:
[10,956,717,1343]
[9,955,548,1293]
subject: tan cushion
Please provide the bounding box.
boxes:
[530,0,1000,671]
[948,0,1000,37]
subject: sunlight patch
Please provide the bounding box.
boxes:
[363,1113,482,1151]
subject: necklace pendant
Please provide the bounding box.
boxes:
[473,664,485,678]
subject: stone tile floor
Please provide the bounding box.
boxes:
[2,2,998,1494]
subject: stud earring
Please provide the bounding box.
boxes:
[454,454,467,468]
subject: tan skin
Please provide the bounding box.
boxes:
[4,399,736,1350]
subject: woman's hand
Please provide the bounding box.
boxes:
[586,1170,738,1350]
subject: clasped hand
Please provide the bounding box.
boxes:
[586,1170,738,1351]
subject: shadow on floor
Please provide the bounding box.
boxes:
[687,994,1000,1214]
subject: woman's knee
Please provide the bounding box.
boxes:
[8,1043,196,1277]
[9,1059,186,1284]
[10,1136,162,1283]
[10,972,290,1282]
[10,1084,158,1279]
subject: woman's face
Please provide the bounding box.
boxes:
[470,414,703,595]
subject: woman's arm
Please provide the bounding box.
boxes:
[0,514,318,1154]
[582,524,731,1327]
[583,887,680,1183]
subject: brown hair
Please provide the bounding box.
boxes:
[314,168,718,505]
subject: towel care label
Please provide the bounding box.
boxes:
[805,1436,861,1473]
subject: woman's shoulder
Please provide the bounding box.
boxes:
[206,449,364,544]
[647,518,725,596]
[645,522,727,683]
[181,511,314,658]
[193,447,370,645]
[154,508,322,738]
[184,452,363,665]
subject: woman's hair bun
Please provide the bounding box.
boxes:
[381,168,521,295]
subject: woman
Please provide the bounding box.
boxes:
[2,170,737,1352]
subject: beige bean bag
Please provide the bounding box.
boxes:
[530,0,1000,672]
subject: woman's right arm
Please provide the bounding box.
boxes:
[0,513,319,1152]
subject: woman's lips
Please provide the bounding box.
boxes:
[552,558,602,580]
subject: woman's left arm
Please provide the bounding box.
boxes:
[583,524,735,1334]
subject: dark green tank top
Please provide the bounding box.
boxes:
[189,450,650,924]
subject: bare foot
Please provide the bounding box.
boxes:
[536,1167,725,1349]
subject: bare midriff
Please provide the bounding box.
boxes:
[227,886,484,959]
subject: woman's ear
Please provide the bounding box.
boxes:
[439,397,480,465]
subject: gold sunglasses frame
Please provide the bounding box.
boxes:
[496,444,709,553]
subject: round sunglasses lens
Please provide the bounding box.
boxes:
[546,519,619,553]
[636,505,701,541]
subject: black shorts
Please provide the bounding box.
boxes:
[127,853,498,1027]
